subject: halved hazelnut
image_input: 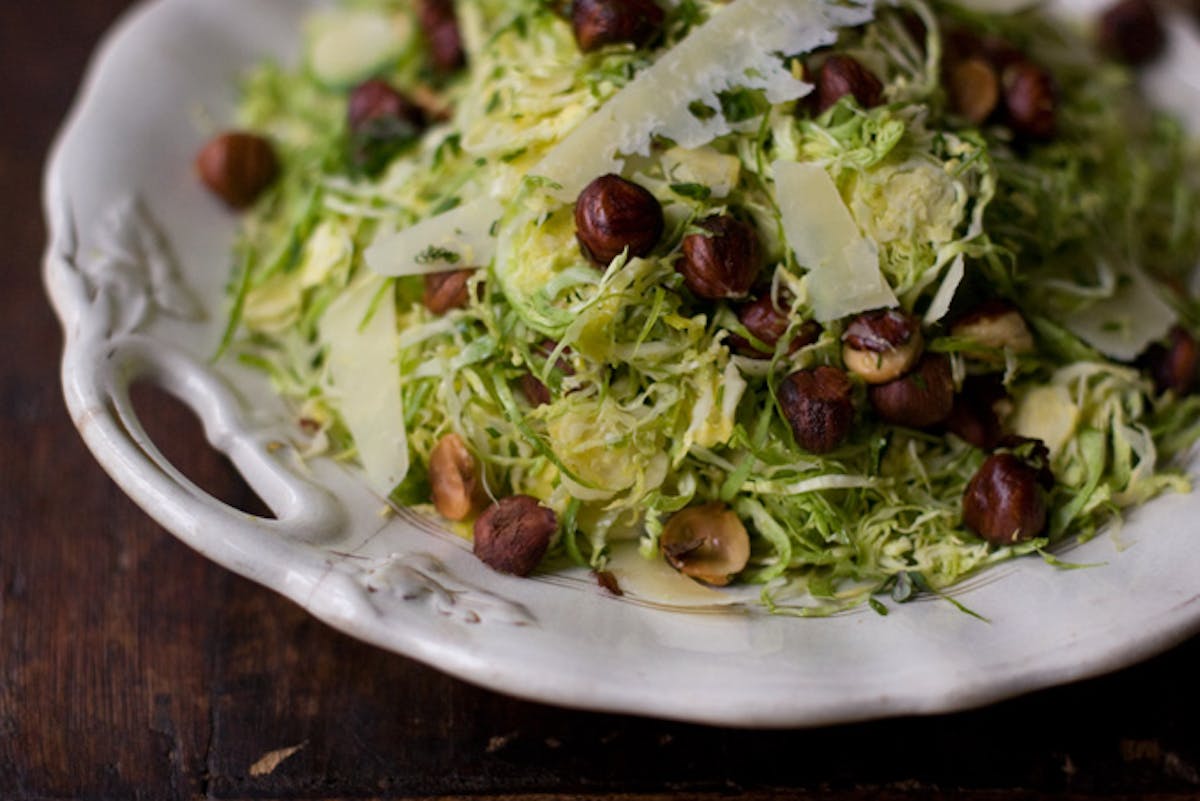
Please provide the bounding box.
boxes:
[950,299,1034,355]
[842,309,924,384]
[429,433,483,521]
[947,57,999,126]
[659,502,750,586]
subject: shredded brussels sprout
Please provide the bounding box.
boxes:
[219,0,1200,615]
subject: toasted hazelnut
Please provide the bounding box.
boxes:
[1002,61,1057,141]
[347,79,426,134]
[1098,0,1165,65]
[519,372,552,407]
[429,433,483,521]
[473,495,557,576]
[728,295,821,358]
[816,55,884,114]
[416,0,466,73]
[571,0,665,52]
[868,353,955,428]
[423,269,473,314]
[943,375,1009,450]
[947,57,1000,126]
[962,452,1049,544]
[778,366,856,453]
[950,299,1035,355]
[677,215,761,300]
[195,132,279,210]
[841,309,925,384]
[660,502,750,586]
[575,174,664,267]
[1140,325,1199,395]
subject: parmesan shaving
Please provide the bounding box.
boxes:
[772,160,897,322]
[1062,265,1178,360]
[534,0,875,199]
[319,276,409,495]
[364,197,503,276]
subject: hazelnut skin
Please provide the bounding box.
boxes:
[416,0,466,72]
[677,215,762,300]
[943,375,1009,450]
[729,297,821,358]
[347,79,426,134]
[575,174,664,267]
[571,0,665,52]
[1140,326,1199,396]
[868,353,955,428]
[778,366,856,453]
[195,132,279,210]
[1002,61,1057,141]
[473,495,558,576]
[962,452,1048,544]
[815,55,884,113]
[1097,0,1165,65]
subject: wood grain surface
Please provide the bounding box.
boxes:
[4,1,1200,799]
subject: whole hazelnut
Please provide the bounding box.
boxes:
[519,372,552,407]
[660,502,750,586]
[962,452,1049,544]
[423,269,474,314]
[347,79,426,135]
[1140,325,1199,395]
[1002,61,1057,141]
[841,308,925,384]
[1098,0,1165,65]
[943,374,1009,450]
[417,0,466,73]
[816,55,884,114]
[575,174,664,267]
[868,353,955,428]
[195,132,279,210]
[429,433,484,521]
[947,57,1000,126]
[473,495,558,576]
[950,299,1035,355]
[729,296,820,358]
[778,366,856,453]
[677,215,761,300]
[571,0,665,52]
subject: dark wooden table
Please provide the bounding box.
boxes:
[5,1,1200,799]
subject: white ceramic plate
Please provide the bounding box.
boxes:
[45,0,1200,727]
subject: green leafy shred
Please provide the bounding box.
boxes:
[218,0,1200,616]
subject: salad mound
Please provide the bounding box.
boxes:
[204,0,1200,614]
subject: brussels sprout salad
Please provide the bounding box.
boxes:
[198,0,1200,615]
